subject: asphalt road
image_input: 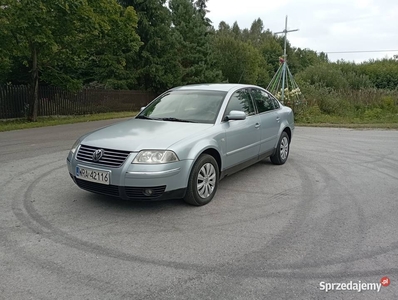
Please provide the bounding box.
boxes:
[1,120,397,300]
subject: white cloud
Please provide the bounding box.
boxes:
[207,0,398,62]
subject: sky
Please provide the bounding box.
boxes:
[207,0,398,63]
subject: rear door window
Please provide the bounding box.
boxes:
[250,89,275,113]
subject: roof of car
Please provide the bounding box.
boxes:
[171,83,259,92]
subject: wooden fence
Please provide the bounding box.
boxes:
[0,85,156,119]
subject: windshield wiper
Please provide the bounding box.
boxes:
[137,116,197,123]
[159,117,197,123]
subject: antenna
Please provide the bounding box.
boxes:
[274,16,299,103]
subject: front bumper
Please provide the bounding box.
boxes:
[69,174,186,200]
[67,151,192,201]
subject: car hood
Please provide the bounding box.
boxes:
[81,118,213,151]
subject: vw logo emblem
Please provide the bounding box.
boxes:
[92,149,104,162]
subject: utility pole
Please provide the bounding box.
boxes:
[275,16,299,103]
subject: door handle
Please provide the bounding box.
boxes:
[276,117,280,122]
[255,123,260,129]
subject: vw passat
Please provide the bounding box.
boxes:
[66,84,294,206]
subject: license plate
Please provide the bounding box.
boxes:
[76,166,110,185]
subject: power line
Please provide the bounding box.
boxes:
[325,50,398,54]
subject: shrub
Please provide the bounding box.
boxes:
[381,96,396,111]
[363,108,383,121]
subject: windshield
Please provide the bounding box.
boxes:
[137,90,227,124]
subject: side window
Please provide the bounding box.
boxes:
[250,89,274,113]
[224,89,255,116]
[268,93,280,109]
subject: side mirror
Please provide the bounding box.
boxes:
[140,106,146,112]
[226,110,246,121]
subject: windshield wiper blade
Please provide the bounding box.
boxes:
[160,117,196,123]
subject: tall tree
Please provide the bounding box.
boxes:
[119,0,181,92]
[79,2,141,89]
[169,0,221,85]
[248,18,264,47]
[217,21,231,34]
[0,0,141,121]
[194,0,211,27]
[231,22,241,39]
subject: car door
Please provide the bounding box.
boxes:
[222,89,261,169]
[250,88,280,154]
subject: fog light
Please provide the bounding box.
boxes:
[144,189,153,196]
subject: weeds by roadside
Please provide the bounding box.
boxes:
[293,86,398,127]
[0,112,136,132]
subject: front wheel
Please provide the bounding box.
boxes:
[184,154,219,206]
[270,131,290,165]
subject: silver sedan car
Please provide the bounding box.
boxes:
[67,84,294,206]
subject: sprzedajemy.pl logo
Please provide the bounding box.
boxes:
[319,277,390,293]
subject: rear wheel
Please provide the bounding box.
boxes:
[270,131,290,165]
[184,154,219,206]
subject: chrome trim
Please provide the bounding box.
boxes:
[126,167,181,178]
[226,140,262,156]
[76,144,130,168]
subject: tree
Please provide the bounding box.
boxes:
[248,18,264,47]
[212,34,269,86]
[0,0,141,121]
[78,3,141,90]
[359,58,398,90]
[231,22,241,39]
[258,36,283,79]
[217,21,231,34]
[169,0,221,85]
[119,0,181,92]
[194,0,211,27]
[0,7,12,84]
[296,63,350,90]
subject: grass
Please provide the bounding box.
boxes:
[0,111,137,132]
[295,106,398,129]
[296,123,398,129]
[295,115,398,129]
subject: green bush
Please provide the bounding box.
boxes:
[381,96,396,111]
[296,64,349,90]
[363,108,383,120]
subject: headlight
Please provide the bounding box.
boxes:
[70,139,81,154]
[133,150,179,164]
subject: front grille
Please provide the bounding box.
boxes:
[125,186,166,199]
[77,144,130,167]
[75,178,120,197]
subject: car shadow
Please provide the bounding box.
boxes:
[81,158,276,211]
[83,192,191,212]
[219,158,274,183]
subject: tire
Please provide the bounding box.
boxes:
[270,131,290,165]
[183,154,219,206]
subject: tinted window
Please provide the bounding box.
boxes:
[269,93,280,109]
[250,89,275,113]
[224,89,255,117]
[139,90,226,124]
